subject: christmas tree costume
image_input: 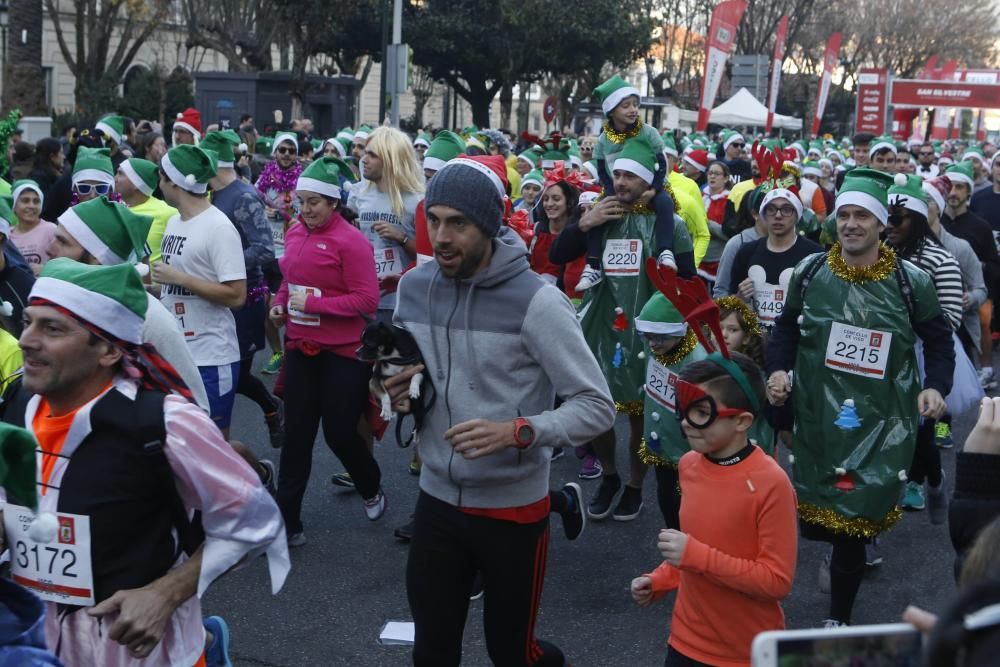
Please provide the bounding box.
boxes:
[578,203,694,414]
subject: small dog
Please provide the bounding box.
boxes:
[356,318,432,446]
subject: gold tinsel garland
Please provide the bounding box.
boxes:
[653,329,699,366]
[826,242,897,284]
[638,438,677,468]
[714,296,763,337]
[602,119,644,144]
[798,502,904,539]
[615,400,644,416]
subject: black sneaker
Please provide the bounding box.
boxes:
[612,485,644,521]
[558,483,586,541]
[259,459,277,497]
[587,474,621,520]
[265,400,284,449]
[550,447,565,461]
[394,516,416,542]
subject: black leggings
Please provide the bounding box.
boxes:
[908,418,943,487]
[654,465,682,530]
[237,355,278,415]
[276,349,381,534]
[407,492,565,667]
[803,522,866,623]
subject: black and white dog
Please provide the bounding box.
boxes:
[356,318,432,446]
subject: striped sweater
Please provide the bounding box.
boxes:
[900,238,964,331]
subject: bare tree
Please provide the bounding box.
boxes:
[3,0,45,114]
[410,65,437,129]
[182,0,279,72]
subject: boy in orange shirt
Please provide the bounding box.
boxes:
[630,352,797,667]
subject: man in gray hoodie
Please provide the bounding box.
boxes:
[389,155,615,667]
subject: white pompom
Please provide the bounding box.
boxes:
[651,411,660,422]
[614,307,623,315]
[637,351,646,359]
[184,173,196,186]
[787,453,795,464]
[843,399,855,407]
[797,315,804,325]
[834,467,847,476]
[238,143,248,153]
[176,112,184,119]
[0,300,12,317]
[898,470,908,481]
[133,262,149,277]
[615,342,621,349]
[894,172,907,186]
[28,513,59,543]
[650,431,659,440]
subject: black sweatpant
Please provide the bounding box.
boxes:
[654,464,682,530]
[276,349,381,534]
[407,492,565,667]
[802,521,865,623]
[237,355,279,415]
[908,418,943,487]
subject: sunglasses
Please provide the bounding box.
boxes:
[73,183,111,196]
[276,146,296,155]
[675,380,746,429]
[730,143,745,149]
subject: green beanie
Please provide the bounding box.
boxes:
[161,145,218,194]
[635,292,687,335]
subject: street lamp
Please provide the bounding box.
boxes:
[0,3,8,66]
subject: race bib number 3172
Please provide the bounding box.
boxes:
[824,322,893,380]
[3,505,95,606]
[602,239,642,276]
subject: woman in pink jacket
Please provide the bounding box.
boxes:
[269,157,383,546]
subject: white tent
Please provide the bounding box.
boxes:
[709,88,803,131]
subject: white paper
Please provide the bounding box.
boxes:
[378,620,415,646]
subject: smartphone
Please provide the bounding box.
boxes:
[751,623,922,666]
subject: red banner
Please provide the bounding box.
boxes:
[810,32,842,136]
[765,15,789,134]
[696,0,747,131]
[855,68,888,135]
[890,80,1000,109]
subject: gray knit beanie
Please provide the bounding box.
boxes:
[424,158,506,238]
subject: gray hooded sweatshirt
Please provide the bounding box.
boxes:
[395,237,615,509]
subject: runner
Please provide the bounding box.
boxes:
[152,145,247,437]
[5,258,288,665]
[766,168,955,627]
[9,180,56,275]
[387,155,615,666]
[172,107,202,147]
[113,157,178,269]
[0,197,35,337]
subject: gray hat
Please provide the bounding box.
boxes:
[424,157,506,238]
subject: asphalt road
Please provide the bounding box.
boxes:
[204,356,977,666]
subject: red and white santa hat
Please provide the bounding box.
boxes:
[922,175,951,214]
[173,107,202,142]
[682,149,709,173]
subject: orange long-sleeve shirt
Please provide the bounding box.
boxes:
[646,445,798,667]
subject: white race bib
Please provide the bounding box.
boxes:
[171,301,196,339]
[752,283,787,324]
[824,321,893,380]
[602,239,643,276]
[645,359,680,412]
[4,505,95,606]
[288,284,321,327]
[374,247,403,279]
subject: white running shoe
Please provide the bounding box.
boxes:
[657,249,677,270]
[364,488,387,521]
[575,266,604,291]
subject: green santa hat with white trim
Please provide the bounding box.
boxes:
[118,158,159,197]
[414,131,433,149]
[887,172,929,218]
[801,160,822,178]
[517,147,542,170]
[57,196,153,272]
[161,145,218,194]
[614,135,658,185]
[0,422,39,511]
[12,179,43,208]
[200,129,245,168]
[635,291,688,336]
[353,124,373,142]
[835,167,894,225]
[296,156,356,200]
[593,74,641,116]
[72,147,115,187]
[520,169,544,192]
[271,131,298,156]
[962,145,985,163]
[720,129,744,151]
[661,132,678,158]
[336,127,355,143]
[945,160,975,187]
[324,136,351,159]
[95,115,128,145]
[30,257,149,345]
[868,135,897,158]
[423,131,466,172]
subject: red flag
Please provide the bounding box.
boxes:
[810,32,842,137]
[765,15,789,134]
[696,0,748,132]
[932,60,960,140]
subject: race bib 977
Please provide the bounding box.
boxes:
[824,321,893,380]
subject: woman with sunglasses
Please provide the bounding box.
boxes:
[8,180,56,276]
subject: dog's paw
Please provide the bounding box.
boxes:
[408,373,423,400]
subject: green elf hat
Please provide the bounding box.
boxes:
[720,129,745,151]
[568,145,583,169]
[460,124,480,138]
[57,196,153,275]
[517,147,542,170]
[12,179,44,208]
[614,135,657,185]
[0,421,38,511]
[323,136,350,159]
[800,160,822,178]
[869,135,897,157]
[161,145,218,194]
[256,136,273,155]
[423,131,466,172]
[788,140,807,158]
[200,130,245,168]
[520,169,544,192]
[31,257,148,344]
[272,131,298,156]
[0,196,13,238]
[95,115,128,145]
[582,160,599,181]
[353,124,374,142]
[309,139,322,152]
[118,158,158,197]
[945,160,975,187]
[888,173,929,218]
[296,156,356,200]
[593,74,641,116]
[414,131,433,149]
[336,127,355,143]
[538,134,571,169]
[72,147,115,187]
[807,140,824,158]
[962,145,986,164]
[835,168,894,225]
[465,133,488,153]
[634,291,688,336]
[661,132,678,158]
